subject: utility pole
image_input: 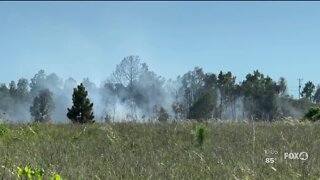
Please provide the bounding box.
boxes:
[298,78,303,99]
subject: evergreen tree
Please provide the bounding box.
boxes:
[301,81,315,102]
[241,70,280,121]
[30,89,54,122]
[67,83,94,123]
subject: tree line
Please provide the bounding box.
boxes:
[0,55,319,123]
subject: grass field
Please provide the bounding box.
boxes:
[0,121,319,179]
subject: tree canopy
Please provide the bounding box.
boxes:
[0,55,317,122]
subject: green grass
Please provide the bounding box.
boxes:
[0,121,320,179]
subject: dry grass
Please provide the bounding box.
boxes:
[0,121,319,179]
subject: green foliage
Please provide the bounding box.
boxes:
[17,166,61,180]
[195,123,208,147]
[304,107,320,121]
[17,166,44,180]
[30,89,54,122]
[67,83,94,123]
[0,123,9,136]
[301,81,315,102]
[51,173,61,180]
[0,122,319,179]
[72,126,87,140]
[189,91,216,120]
[217,71,236,119]
[241,70,281,120]
[178,67,218,120]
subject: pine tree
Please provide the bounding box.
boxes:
[67,83,95,123]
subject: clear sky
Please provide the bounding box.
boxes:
[1,2,320,97]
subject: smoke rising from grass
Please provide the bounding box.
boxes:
[0,57,311,123]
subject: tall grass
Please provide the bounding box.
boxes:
[0,121,319,179]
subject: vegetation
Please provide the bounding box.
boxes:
[0,55,319,123]
[30,89,54,122]
[303,107,320,121]
[67,83,94,124]
[301,81,315,102]
[0,123,9,136]
[241,71,280,121]
[0,122,319,179]
[158,107,169,122]
[195,123,208,147]
[0,69,306,123]
[189,91,216,120]
[17,165,61,180]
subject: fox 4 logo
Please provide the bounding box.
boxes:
[284,152,308,161]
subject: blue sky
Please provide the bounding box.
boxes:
[1,2,320,97]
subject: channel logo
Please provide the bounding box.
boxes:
[284,152,308,161]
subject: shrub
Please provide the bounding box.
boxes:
[195,123,208,147]
[17,166,44,180]
[17,166,61,180]
[0,123,9,136]
[304,107,320,122]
